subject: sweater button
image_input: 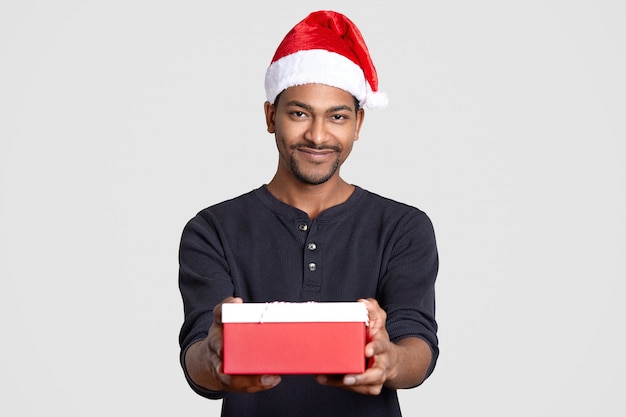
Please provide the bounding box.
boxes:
[308,262,317,272]
[307,243,317,251]
[298,224,308,231]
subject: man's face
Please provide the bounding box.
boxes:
[264,83,364,185]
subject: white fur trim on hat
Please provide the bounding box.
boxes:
[265,49,387,110]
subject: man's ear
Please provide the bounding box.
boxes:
[354,108,365,141]
[264,101,276,133]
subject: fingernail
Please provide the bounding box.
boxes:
[316,375,328,384]
[344,376,356,385]
[261,375,280,386]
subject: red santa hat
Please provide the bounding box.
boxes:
[265,10,388,110]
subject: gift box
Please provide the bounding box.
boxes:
[222,301,369,374]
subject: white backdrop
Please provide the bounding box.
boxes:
[1,1,624,416]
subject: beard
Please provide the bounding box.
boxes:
[289,145,341,185]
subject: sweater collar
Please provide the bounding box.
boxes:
[254,184,366,221]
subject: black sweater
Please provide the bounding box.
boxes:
[178,185,439,417]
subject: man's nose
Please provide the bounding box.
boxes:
[304,118,328,145]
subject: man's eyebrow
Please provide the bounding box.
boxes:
[285,100,312,111]
[285,101,354,113]
[327,105,354,113]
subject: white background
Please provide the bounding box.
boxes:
[1,1,624,416]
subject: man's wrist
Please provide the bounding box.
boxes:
[185,340,223,391]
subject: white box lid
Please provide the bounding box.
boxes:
[222,301,369,324]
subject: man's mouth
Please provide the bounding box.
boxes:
[292,144,340,153]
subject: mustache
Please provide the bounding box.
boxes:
[290,144,341,152]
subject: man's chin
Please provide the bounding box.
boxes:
[292,168,337,185]
[291,160,338,185]
[295,174,333,186]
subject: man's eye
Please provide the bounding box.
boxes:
[292,111,306,117]
[332,114,347,121]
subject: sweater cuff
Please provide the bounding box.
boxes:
[180,341,225,400]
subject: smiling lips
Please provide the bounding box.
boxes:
[293,145,341,159]
[294,145,340,162]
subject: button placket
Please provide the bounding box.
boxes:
[305,237,317,272]
[300,221,321,293]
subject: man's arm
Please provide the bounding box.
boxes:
[383,337,432,389]
[316,298,433,395]
[184,297,282,394]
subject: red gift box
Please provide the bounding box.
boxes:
[222,302,369,375]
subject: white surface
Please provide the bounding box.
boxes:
[1,1,624,416]
[222,302,369,323]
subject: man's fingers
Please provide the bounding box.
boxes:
[228,374,282,393]
[213,296,243,325]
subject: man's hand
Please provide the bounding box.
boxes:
[185,296,282,393]
[315,298,432,395]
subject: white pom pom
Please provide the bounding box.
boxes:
[364,91,389,110]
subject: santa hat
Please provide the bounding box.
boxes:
[264,10,388,110]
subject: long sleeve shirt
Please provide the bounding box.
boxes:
[178,185,439,417]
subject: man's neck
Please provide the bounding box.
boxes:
[266,175,355,220]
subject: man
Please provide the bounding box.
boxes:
[178,10,439,416]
